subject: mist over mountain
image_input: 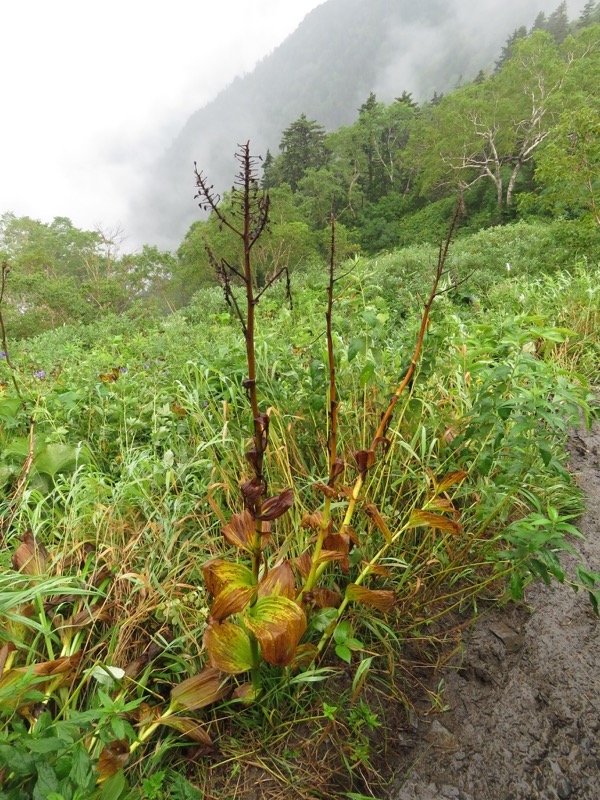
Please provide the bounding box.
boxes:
[131,0,585,249]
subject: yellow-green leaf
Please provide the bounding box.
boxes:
[202,559,255,598]
[203,621,254,675]
[232,682,259,703]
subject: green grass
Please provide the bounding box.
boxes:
[0,219,598,799]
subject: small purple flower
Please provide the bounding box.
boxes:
[119,366,128,374]
[33,369,46,380]
[0,351,7,360]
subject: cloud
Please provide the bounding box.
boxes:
[0,0,325,243]
[375,0,589,101]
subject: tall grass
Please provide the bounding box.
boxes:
[0,217,598,798]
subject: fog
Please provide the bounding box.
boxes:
[0,0,325,246]
[375,0,586,102]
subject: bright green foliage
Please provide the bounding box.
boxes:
[534,107,600,225]
[176,185,320,298]
[0,215,175,338]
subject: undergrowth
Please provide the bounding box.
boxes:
[0,163,599,799]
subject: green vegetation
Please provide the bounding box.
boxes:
[1,5,599,798]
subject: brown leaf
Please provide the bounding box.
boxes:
[240,478,264,504]
[257,488,294,521]
[245,448,260,472]
[346,584,396,613]
[330,458,345,480]
[258,561,296,600]
[341,525,360,546]
[288,643,319,671]
[373,436,392,453]
[354,449,376,477]
[171,666,229,710]
[443,427,458,444]
[300,511,323,531]
[294,550,313,580]
[170,401,187,418]
[123,643,162,679]
[313,481,337,498]
[90,566,113,588]
[158,715,212,745]
[27,653,81,678]
[361,562,392,579]
[59,603,113,630]
[316,550,346,566]
[254,412,270,450]
[221,510,254,550]
[407,510,462,535]
[97,740,129,780]
[363,502,392,544]
[12,531,49,575]
[311,587,342,609]
[323,533,351,572]
[98,368,120,383]
[434,470,468,495]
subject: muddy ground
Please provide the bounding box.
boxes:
[389,423,600,800]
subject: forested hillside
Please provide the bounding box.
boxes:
[132,0,592,247]
[3,5,596,339]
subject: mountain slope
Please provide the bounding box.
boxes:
[131,0,577,249]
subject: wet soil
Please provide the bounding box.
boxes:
[389,423,600,800]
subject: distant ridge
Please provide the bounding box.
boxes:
[131,0,576,248]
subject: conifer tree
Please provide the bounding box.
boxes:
[495,27,528,72]
[546,2,570,43]
[579,1,600,27]
[278,114,328,191]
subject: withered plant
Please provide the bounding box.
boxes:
[165,144,467,722]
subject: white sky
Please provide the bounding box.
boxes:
[0,1,325,241]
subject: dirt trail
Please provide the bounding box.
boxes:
[389,423,600,800]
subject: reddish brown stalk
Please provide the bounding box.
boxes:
[194,143,273,580]
[313,199,463,587]
[373,199,463,444]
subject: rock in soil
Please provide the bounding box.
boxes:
[389,422,600,800]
